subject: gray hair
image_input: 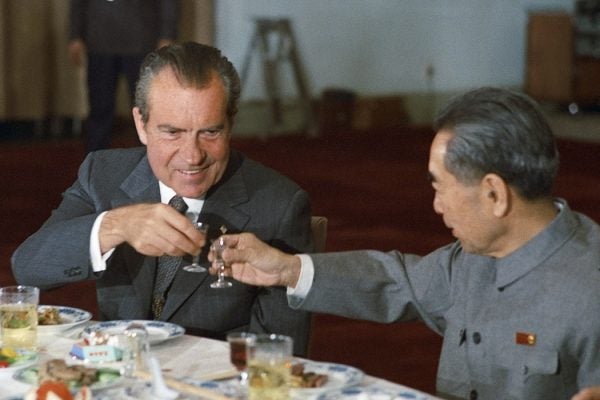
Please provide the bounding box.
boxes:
[433,87,559,200]
[134,41,241,125]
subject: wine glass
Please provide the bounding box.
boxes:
[182,222,209,273]
[227,332,257,389]
[210,236,233,288]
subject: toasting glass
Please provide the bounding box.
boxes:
[182,222,209,273]
[210,236,233,288]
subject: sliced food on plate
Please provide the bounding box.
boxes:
[37,306,92,335]
[289,360,364,396]
[0,346,38,371]
[15,358,121,392]
[23,380,92,400]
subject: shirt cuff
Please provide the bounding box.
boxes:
[90,211,114,272]
[286,254,314,299]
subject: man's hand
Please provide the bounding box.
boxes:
[572,387,600,400]
[99,203,205,257]
[209,233,301,288]
[68,39,86,66]
[157,39,175,49]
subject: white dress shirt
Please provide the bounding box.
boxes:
[286,254,314,298]
[89,181,205,272]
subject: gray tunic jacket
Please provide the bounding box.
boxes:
[293,199,600,399]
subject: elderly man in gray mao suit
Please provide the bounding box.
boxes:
[12,42,313,356]
[213,87,600,398]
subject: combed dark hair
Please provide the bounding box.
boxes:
[432,87,559,200]
[134,41,241,125]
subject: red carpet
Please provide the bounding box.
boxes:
[1,127,599,394]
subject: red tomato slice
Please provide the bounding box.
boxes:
[36,380,73,400]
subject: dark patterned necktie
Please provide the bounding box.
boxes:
[152,195,188,319]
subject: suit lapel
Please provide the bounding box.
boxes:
[112,155,161,317]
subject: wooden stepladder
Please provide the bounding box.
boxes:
[240,18,316,136]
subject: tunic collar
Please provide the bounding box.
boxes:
[493,198,578,289]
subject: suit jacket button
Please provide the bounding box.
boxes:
[472,332,481,344]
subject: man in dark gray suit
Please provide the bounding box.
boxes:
[12,42,313,355]
[211,88,600,398]
[68,0,180,153]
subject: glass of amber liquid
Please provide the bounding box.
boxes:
[0,286,40,350]
[227,332,257,387]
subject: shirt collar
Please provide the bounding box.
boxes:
[158,181,205,220]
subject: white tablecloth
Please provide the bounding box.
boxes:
[0,327,442,399]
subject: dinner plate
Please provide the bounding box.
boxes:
[316,386,430,399]
[82,320,185,345]
[290,360,364,398]
[181,378,241,397]
[12,365,122,392]
[37,380,240,400]
[0,348,38,376]
[37,305,92,335]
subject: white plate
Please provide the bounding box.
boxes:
[12,365,122,392]
[290,360,364,398]
[37,305,92,335]
[82,320,185,345]
[69,380,239,400]
[0,349,38,376]
[316,386,430,399]
[181,379,241,397]
[179,361,363,399]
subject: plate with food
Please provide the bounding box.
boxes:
[290,360,364,398]
[37,306,92,335]
[12,380,93,400]
[13,358,122,392]
[0,347,38,375]
[315,386,431,399]
[82,320,185,345]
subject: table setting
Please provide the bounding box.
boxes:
[1,285,441,399]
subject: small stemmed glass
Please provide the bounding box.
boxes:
[182,222,209,273]
[226,332,256,390]
[210,235,233,288]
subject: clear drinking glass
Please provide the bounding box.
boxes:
[0,285,39,350]
[210,236,233,288]
[247,334,293,400]
[183,222,210,273]
[108,323,150,378]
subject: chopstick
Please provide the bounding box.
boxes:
[134,370,233,400]
[196,368,239,381]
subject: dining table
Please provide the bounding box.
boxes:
[0,321,443,399]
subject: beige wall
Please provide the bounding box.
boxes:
[0,0,213,120]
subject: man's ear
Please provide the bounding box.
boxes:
[132,107,148,145]
[482,173,510,217]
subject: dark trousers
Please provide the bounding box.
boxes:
[85,53,145,153]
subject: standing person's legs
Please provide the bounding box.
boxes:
[86,54,119,153]
[122,54,145,104]
[121,54,146,145]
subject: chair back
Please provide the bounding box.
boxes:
[310,216,328,252]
